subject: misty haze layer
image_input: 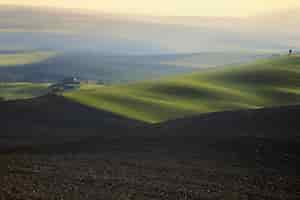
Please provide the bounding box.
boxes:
[0,6,299,54]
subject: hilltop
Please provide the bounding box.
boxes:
[64,55,300,123]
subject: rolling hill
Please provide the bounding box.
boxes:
[0,94,299,152]
[0,82,50,100]
[1,93,300,199]
[1,56,299,200]
[64,55,300,123]
[0,51,267,83]
[0,51,56,67]
[0,94,145,152]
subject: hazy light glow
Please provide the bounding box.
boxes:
[1,0,300,17]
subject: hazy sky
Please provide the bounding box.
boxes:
[1,0,300,17]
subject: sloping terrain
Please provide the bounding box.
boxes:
[0,95,299,199]
[0,51,56,67]
[0,55,299,200]
[0,52,267,83]
[0,94,299,153]
[156,104,300,138]
[0,82,50,100]
[65,55,300,123]
[0,95,146,153]
[0,52,191,83]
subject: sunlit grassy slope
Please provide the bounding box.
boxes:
[0,51,56,67]
[0,83,50,100]
[64,55,300,123]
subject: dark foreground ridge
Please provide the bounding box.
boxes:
[156,104,300,138]
[0,95,300,199]
[0,94,147,152]
[0,94,300,153]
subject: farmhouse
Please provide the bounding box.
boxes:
[49,77,80,93]
[62,77,80,85]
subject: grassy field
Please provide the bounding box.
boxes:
[0,82,50,100]
[0,51,57,67]
[64,55,300,123]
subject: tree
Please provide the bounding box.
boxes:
[289,49,293,55]
[0,97,4,101]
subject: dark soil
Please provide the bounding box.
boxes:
[0,95,299,199]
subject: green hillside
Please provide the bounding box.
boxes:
[64,55,300,123]
[0,51,56,67]
[0,83,50,100]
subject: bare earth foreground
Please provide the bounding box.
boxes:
[0,95,300,199]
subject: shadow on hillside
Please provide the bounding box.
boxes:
[1,95,300,171]
[0,94,147,152]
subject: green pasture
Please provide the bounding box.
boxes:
[0,82,50,100]
[64,55,300,123]
[0,51,57,67]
